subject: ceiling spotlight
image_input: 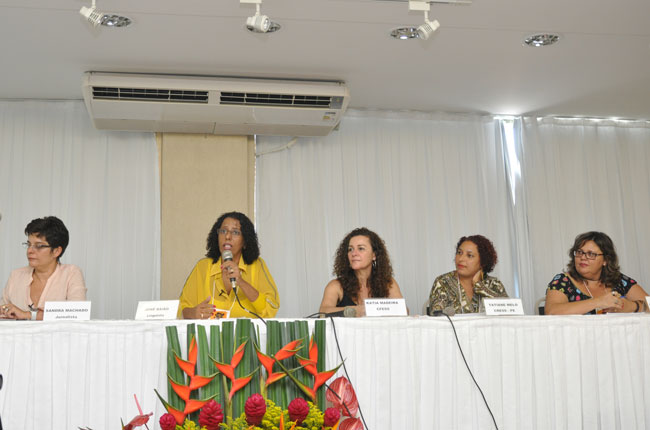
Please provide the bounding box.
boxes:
[524,33,560,47]
[241,0,280,34]
[79,0,131,28]
[390,27,419,40]
[407,1,440,40]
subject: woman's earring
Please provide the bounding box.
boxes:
[372,260,377,268]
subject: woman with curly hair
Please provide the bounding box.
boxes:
[178,211,280,319]
[545,231,647,315]
[319,227,404,317]
[427,235,508,315]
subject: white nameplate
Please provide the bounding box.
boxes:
[364,298,408,317]
[135,300,180,320]
[43,301,91,321]
[483,298,524,316]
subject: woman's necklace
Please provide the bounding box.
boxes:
[582,279,601,298]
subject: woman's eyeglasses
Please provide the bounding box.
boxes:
[216,229,242,237]
[573,249,603,260]
[22,242,52,250]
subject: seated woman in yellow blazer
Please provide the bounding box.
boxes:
[178,211,280,319]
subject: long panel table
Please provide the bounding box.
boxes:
[1,315,649,430]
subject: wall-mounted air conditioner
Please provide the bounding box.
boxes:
[81,72,350,137]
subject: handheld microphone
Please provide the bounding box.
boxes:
[433,306,456,317]
[222,250,237,290]
[220,250,267,326]
[322,307,356,318]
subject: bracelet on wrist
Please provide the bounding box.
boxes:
[29,304,38,320]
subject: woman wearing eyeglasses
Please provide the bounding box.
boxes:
[545,231,648,315]
[178,211,280,319]
[0,216,86,320]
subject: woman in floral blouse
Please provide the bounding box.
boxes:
[545,231,648,315]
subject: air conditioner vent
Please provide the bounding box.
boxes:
[220,92,335,108]
[92,87,209,103]
[83,72,350,136]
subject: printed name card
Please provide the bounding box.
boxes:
[483,298,524,316]
[364,298,408,317]
[43,301,92,321]
[135,300,180,320]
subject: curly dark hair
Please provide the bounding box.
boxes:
[24,216,69,261]
[456,235,498,273]
[206,212,260,265]
[333,227,394,301]
[567,231,622,287]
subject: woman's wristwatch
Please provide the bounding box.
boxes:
[29,304,38,320]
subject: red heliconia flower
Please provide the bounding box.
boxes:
[255,339,303,388]
[326,377,359,417]
[292,338,342,400]
[288,397,310,425]
[212,341,255,401]
[198,399,224,430]
[323,407,341,427]
[158,413,176,430]
[244,393,267,426]
[339,417,364,430]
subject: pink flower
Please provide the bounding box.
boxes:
[288,397,310,425]
[326,377,359,417]
[323,407,341,427]
[339,417,364,430]
[245,393,267,426]
[159,413,176,430]
[198,399,224,430]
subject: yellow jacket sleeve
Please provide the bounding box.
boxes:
[246,258,280,318]
[178,258,211,318]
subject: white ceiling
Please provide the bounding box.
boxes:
[2,0,650,119]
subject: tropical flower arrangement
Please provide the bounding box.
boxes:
[152,319,363,430]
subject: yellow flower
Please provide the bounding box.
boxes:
[179,419,206,430]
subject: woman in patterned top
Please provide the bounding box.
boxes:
[427,235,508,315]
[545,231,648,315]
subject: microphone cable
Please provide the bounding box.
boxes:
[304,312,323,318]
[233,286,267,326]
[329,316,369,430]
[443,314,499,430]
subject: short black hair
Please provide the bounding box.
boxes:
[206,211,260,264]
[25,216,70,261]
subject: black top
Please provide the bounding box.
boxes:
[336,291,357,307]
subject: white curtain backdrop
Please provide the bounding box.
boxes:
[0,100,160,319]
[519,117,650,302]
[256,111,518,317]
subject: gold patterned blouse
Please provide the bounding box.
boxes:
[427,271,508,314]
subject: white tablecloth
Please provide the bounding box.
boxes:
[1,315,650,430]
